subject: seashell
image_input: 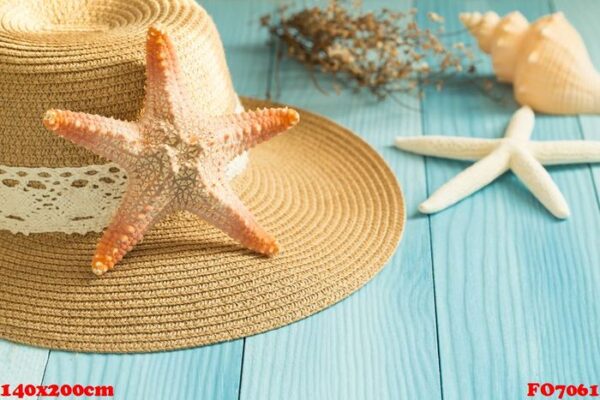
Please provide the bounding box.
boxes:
[460,11,600,114]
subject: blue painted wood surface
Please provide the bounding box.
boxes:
[0,341,47,391]
[416,1,600,399]
[0,1,599,399]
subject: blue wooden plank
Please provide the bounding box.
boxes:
[237,1,442,399]
[42,345,242,400]
[417,0,600,398]
[0,341,48,389]
[40,2,275,399]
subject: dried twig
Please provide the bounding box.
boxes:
[260,1,477,101]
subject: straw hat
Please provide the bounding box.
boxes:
[0,0,405,352]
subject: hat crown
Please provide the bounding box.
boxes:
[0,0,238,167]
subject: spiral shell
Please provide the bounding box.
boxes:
[461,11,600,114]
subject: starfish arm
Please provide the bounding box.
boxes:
[208,107,299,160]
[504,106,535,140]
[141,26,193,126]
[420,149,511,214]
[91,178,171,275]
[529,141,600,165]
[395,136,499,161]
[43,109,141,166]
[186,184,278,256]
[510,149,570,219]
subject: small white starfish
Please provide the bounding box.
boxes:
[395,106,600,219]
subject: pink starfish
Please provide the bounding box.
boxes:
[43,26,299,275]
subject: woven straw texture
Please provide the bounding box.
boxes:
[0,98,405,352]
[0,0,236,167]
[0,0,404,352]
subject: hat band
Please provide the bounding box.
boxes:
[0,101,248,235]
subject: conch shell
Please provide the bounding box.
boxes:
[460,11,600,114]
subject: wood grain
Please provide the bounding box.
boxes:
[42,345,242,399]
[417,0,600,398]
[237,1,442,399]
[0,341,47,389]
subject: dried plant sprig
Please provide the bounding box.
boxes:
[261,1,476,100]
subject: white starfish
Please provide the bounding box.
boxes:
[395,106,600,219]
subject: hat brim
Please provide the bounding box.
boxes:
[0,98,405,352]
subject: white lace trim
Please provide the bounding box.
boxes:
[0,101,248,235]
